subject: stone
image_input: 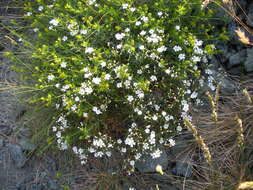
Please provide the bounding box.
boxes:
[172,154,193,178]
[228,49,246,68]
[7,143,26,168]
[246,3,253,27]
[47,180,62,190]
[0,125,12,136]
[135,149,169,173]
[19,138,36,151]
[244,48,253,72]
[0,139,3,147]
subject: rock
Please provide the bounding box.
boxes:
[47,180,62,190]
[244,48,253,72]
[19,138,36,151]
[246,3,253,27]
[0,124,12,135]
[135,149,169,173]
[172,154,193,178]
[8,143,26,168]
[0,139,4,147]
[228,49,246,68]
[0,44,4,51]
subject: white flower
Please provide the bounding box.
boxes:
[106,151,112,157]
[195,40,203,46]
[135,21,141,26]
[105,74,111,80]
[121,147,127,153]
[177,126,182,132]
[141,16,148,22]
[130,7,136,12]
[157,46,167,53]
[182,100,189,112]
[139,45,145,50]
[127,95,134,102]
[116,44,122,49]
[26,12,32,16]
[192,56,201,62]
[38,6,44,11]
[151,149,162,158]
[75,97,80,102]
[83,112,88,118]
[85,47,94,54]
[122,3,129,9]
[33,28,39,32]
[163,124,169,129]
[72,146,78,154]
[93,139,105,148]
[92,107,102,114]
[150,75,157,81]
[140,30,146,36]
[165,69,171,74]
[101,62,107,67]
[190,91,198,99]
[80,29,88,35]
[169,139,176,146]
[116,83,122,88]
[145,128,150,134]
[88,0,96,5]
[56,131,61,138]
[125,137,136,147]
[157,12,163,16]
[48,74,55,81]
[71,104,77,111]
[178,53,185,60]
[52,126,57,132]
[62,36,68,41]
[115,33,125,40]
[92,77,101,84]
[173,45,182,52]
[49,19,59,26]
[152,115,158,121]
[125,28,130,32]
[175,25,180,31]
[130,160,135,166]
[61,62,67,68]
[117,139,122,144]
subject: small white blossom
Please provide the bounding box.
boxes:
[115,33,125,40]
[127,95,134,102]
[85,47,94,54]
[62,36,68,41]
[38,6,44,11]
[173,45,182,52]
[135,21,141,26]
[122,3,129,9]
[151,149,162,158]
[49,19,59,26]
[178,53,185,60]
[48,74,55,81]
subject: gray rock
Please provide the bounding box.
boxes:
[0,139,3,147]
[135,149,169,173]
[228,49,246,68]
[245,48,253,72]
[0,125,12,136]
[19,138,36,151]
[47,180,62,190]
[172,154,193,178]
[246,4,253,27]
[8,143,26,168]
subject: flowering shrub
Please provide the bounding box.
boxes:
[20,0,217,170]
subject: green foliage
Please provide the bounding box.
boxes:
[13,0,218,170]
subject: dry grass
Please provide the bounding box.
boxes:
[180,82,253,190]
